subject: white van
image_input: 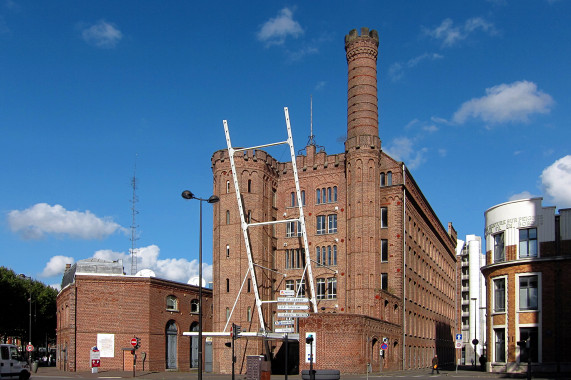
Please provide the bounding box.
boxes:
[0,344,31,380]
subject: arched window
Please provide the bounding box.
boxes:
[380,172,386,187]
[226,180,230,193]
[226,244,230,258]
[247,306,252,322]
[387,171,392,186]
[190,299,199,314]
[166,295,178,311]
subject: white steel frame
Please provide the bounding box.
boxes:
[222,107,317,333]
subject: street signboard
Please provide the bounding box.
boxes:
[380,343,388,350]
[275,328,294,333]
[280,289,295,296]
[275,320,295,326]
[277,312,309,318]
[277,297,309,303]
[455,334,462,341]
[455,341,462,349]
[131,338,138,347]
[277,304,309,310]
[26,344,34,352]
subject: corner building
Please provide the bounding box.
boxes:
[210,28,457,374]
[482,198,571,374]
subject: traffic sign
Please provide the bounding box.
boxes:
[275,320,295,326]
[280,289,295,296]
[277,312,309,318]
[275,327,294,333]
[455,334,462,341]
[380,343,388,350]
[26,344,34,352]
[277,304,309,310]
[131,338,138,347]
[455,341,462,349]
[277,297,309,303]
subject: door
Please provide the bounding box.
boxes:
[204,340,212,373]
[190,322,198,368]
[166,321,178,369]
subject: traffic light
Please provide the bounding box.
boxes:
[135,337,141,349]
[232,324,241,340]
[306,335,314,344]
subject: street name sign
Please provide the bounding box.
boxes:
[275,328,295,333]
[278,304,309,310]
[277,297,309,303]
[280,289,295,296]
[275,320,295,326]
[277,312,309,318]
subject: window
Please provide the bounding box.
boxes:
[316,189,321,204]
[493,278,506,312]
[494,329,506,362]
[331,245,337,266]
[247,210,252,223]
[316,278,326,300]
[247,279,251,293]
[381,273,388,290]
[247,306,252,322]
[226,307,230,322]
[387,172,392,186]
[381,207,388,228]
[321,188,326,203]
[286,221,296,237]
[285,280,294,291]
[328,214,337,233]
[519,228,538,258]
[494,233,505,262]
[327,278,337,299]
[290,192,295,207]
[248,179,252,193]
[380,173,385,187]
[190,299,199,313]
[226,180,230,193]
[272,188,276,207]
[327,187,332,203]
[295,279,306,296]
[333,186,337,202]
[285,249,305,269]
[166,295,178,311]
[381,239,388,262]
[519,275,538,310]
[301,190,306,205]
[316,215,326,235]
[519,327,538,363]
[316,247,322,266]
[226,244,230,258]
[226,278,230,293]
[226,210,230,225]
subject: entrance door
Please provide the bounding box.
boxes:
[166,321,178,369]
[190,322,199,368]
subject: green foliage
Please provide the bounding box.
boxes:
[0,267,58,346]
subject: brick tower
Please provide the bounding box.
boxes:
[344,28,383,315]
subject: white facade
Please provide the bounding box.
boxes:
[456,234,486,365]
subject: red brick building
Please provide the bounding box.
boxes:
[482,198,571,374]
[210,28,458,374]
[56,259,212,372]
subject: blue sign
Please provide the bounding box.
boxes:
[380,343,388,350]
[456,334,462,341]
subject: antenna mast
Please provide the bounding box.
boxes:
[130,165,139,275]
[298,95,324,155]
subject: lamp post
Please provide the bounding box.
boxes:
[471,297,478,368]
[19,274,32,363]
[181,190,219,380]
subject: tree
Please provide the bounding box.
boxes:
[0,267,58,347]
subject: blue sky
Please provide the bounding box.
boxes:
[2,1,570,289]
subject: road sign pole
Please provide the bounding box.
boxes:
[284,333,288,380]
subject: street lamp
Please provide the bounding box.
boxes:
[181,190,219,380]
[471,297,478,368]
[19,274,32,363]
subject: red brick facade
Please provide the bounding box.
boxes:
[56,274,212,372]
[210,27,457,374]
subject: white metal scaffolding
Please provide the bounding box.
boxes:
[223,107,317,333]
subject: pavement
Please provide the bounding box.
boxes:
[30,366,569,380]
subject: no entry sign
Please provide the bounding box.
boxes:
[131,338,138,347]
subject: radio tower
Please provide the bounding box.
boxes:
[130,166,139,275]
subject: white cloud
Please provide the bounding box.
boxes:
[92,245,213,284]
[383,137,428,170]
[257,7,303,46]
[41,255,75,277]
[541,155,571,207]
[452,81,554,124]
[81,20,123,48]
[423,125,439,133]
[388,53,443,82]
[7,203,127,240]
[423,17,497,48]
[509,191,535,202]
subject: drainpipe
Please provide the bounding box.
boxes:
[402,163,406,370]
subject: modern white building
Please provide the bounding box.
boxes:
[456,235,486,366]
[482,197,571,374]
